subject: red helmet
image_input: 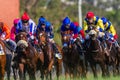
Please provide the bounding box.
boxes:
[21,12,30,21]
[86,11,94,19]
[73,22,79,27]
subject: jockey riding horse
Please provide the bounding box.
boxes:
[14,32,38,80]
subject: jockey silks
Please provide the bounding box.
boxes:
[16,19,36,36]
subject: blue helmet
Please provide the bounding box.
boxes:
[101,17,108,24]
[46,21,51,28]
[39,16,46,24]
[63,17,71,25]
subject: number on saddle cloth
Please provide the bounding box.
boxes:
[0,44,5,55]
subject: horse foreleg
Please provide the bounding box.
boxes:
[19,63,25,80]
[90,63,97,78]
[12,67,17,80]
[100,62,107,77]
[6,54,12,80]
[0,64,6,80]
[40,66,44,80]
[0,55,6,80]
[56,60,62,80]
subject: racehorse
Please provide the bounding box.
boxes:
[85,30,108,78]
[37,32,55,80]
[105,32,120,76]
[62,30,86,79]
[14,32,38,80]
[0,39,6,80]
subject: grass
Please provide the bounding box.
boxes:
[5,72,120,80]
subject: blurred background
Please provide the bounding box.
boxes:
[20,0,120,45]
[1,0,120,45]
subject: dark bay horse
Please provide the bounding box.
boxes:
[85,30,108,78]
[0,39,6,80]
[14,32,38,80]
[104,32,120,76]
[62,31,86,79]
[37,32,55,80]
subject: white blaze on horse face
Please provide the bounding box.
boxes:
[64,36,67,40]
[39,33,42,36]
[88,30,97,35]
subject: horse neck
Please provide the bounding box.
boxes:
[41,41,53,59]
[105,40,112,49]
[90,39,100,50]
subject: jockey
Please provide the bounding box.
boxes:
[37,17,62,59]
[83,12,107,50]
[10,18,19,41]
[16,12,36,43]
[0,21,16,52]
[36,16,47,37]
[101,17,119,47]
[46,21,62,59]
[60,17,79,46]
[84,11,104,35]
[61,17,85,58]
[60,17,82,47]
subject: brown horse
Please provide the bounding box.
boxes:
[62,31,86,79]
[0,39,6,80]
[105,39,119,76]
[104,32,120,76]
[37,32,55,80]
[85,30,108,78]
[54,44,63,80]
[14,32,38,80]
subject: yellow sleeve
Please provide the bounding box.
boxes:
[83,20,88,32]
[97,19,104,31]
[109,25,116,36]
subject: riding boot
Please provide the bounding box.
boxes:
[52,43,62,59]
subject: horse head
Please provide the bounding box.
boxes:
[16,40,28,55]
[15,32,28,43]
[62,31,71,48]
[88,30,97,40]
